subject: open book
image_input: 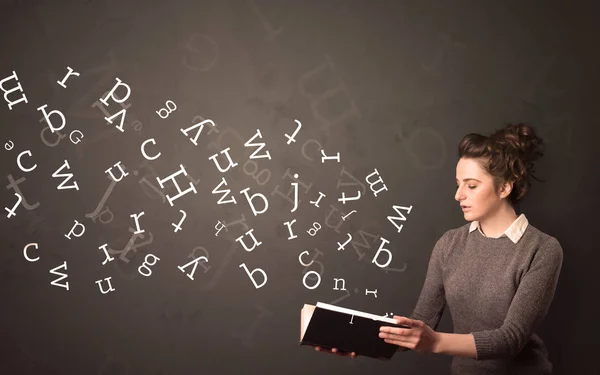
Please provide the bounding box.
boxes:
[300,302,410,360]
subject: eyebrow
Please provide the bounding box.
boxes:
[455,178,482,183]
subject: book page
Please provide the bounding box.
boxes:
[316,302,397,324]
[300,304,316,340]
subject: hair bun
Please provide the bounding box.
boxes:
[491,123,545,165]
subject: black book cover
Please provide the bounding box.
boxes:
[300,303,410,360]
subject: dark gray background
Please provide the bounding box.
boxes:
[1,1,598,374]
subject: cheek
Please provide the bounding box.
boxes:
[473,189,495,207]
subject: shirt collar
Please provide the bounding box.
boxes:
[469,213,529,244]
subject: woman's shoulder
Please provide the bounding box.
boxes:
[438,223,472,242]
[522,224,564,257]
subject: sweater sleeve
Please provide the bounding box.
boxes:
[409,231,450,330]
[471,236,563,360]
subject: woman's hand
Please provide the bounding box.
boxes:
[379,316,440,355]
[312,346,358,358]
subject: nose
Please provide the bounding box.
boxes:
[455,186,465,202]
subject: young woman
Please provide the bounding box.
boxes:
[316,124,563,375]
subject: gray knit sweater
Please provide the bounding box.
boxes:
[410,216,563,374]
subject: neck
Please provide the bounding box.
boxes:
[478,203,518,238]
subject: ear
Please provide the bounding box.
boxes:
[499,181,513,199]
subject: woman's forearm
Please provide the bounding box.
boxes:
[433,332,478,359]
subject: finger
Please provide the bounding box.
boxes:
[380,326,410,336]
[332,348,349,356]
[384,337,416,349]
[393,316,424,328]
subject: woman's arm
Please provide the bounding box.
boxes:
[469,237,563,360]
[433,333,477,358]
[409,231,452,330]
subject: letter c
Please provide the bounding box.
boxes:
[24,242,39,262]
[17,150,37,172]
[141,138,161,160]
[298,250,314,267]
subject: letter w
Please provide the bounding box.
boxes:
[212,177,237,205]
[52,160,79,190]
[387,205,413,233]
[244,129,271,160]
[50,261,69,290]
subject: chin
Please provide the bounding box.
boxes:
[463,211,476,220]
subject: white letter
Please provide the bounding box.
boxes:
[215,220,226,236]
[37,104,66,132]
[212,177,237,205]
[239,263,268,289]
[283,219,297,240]
[285,119,302,144]
[337,233,352,251]
[235,228,262,252]
[156,100,177,119]
[338,190,361,204]
[0,70,28,110]
[244,129,271,160]
[172,210,187,232]
[69,130,84,144]
[333,278,347,290]
[387,205,413,233]
[52,159,79,190]
[105,161,129,182]
[141,138,161,160]
[49,261,69,290]
[95,277,115,294]
[156,164,198,206]
[180,118,216,146]
[98,244,115,265]
[208,147,238,173]
[303,271,321,290]
[64,219,85,240]
[23,242,39,262]
[240,187,269,216]
[5,193,22,218]
[17,150,36,172]
[138,254,161,277]
[100,77,131,105]
[310,192,326,207]
[320,149,340,163]
[365,168,388,197]
[372,237,393,268]
[104,108,126,132]
[131,212,145,234]
[57,66,80,88]
[178,255,208,280]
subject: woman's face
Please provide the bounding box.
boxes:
[455,157,507,222]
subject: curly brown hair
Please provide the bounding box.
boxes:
[458,124,545,205]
